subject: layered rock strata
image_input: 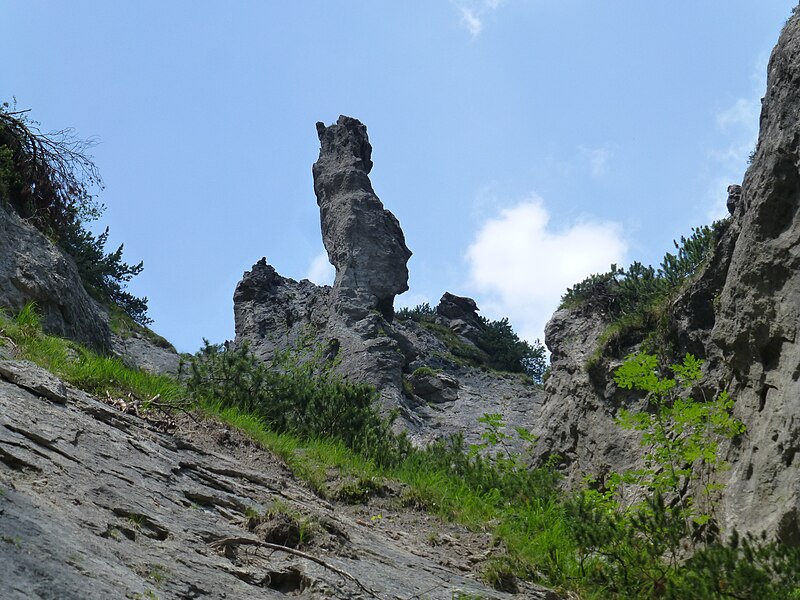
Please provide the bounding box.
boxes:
[0,359,558,599]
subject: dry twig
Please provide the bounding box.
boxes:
[209,536,380,598]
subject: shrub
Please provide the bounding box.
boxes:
[566,353,756,599]
[185,341,412,467]
[396,302,436,322]
[476,317,547,382]
[561,222,728,320]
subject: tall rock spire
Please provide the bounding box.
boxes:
[312,116,411,320]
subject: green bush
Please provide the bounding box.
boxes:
[185,341,412,468]
[396,302,436,322]
[476,317,547,382]
[0,102,149,325]
[561,222,728,319]
[562,353,784,599]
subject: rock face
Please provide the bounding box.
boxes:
[708,11,800,542]
[312,116,412,320]
[0,202,111,353]
[235,118,541,444]
[0,360,559,599]
[534,10,800,540]
[233,258,331,363]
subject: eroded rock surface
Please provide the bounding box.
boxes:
[709,11,800,541]
[313,116,412,321]
[0,361,558,599]
[235,119,542,442]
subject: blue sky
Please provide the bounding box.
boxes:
[4,1,797,351]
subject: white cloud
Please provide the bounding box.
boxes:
[454,0,505,37]
[466,196,627,343]
[460,8,483,37]
[305,250,335,285]
[579,144,614,178]
[716,98,759,131]
[704,60,764,218]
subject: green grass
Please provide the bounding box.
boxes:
[0,302,183,403]
[199,395,580,592]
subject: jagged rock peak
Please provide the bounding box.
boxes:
[312,116,411,320]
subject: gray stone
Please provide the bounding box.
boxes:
[726,184,742,215]
[235,120,545,448]
[707,10,800,539]
[0,203,111,353]
[110,331,181,376]
[233,258,331,363]
[0,360,68,404]
[532,10,800,540]
[409,370,459,404]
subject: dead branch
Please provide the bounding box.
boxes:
[209,536,380,598]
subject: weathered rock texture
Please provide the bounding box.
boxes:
[534,10,800,541]
[313,117,412,321]
[233,258,331,363]
[235,118,542,444]
[0,202,111,353]
[109,330,181,377]
[0,360,559,599]
[709,10,800,542]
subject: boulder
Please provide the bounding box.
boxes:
[0,202,111,353]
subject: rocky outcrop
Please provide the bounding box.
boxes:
[532,305,642,484]
[0,202,111,353]
[0,360,558,599]
[233,258,331,363]
[235,117,542,445]
[534,9,800,540]
[312,116,411,321]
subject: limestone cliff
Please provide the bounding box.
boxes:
[709,10,800,542]
[535,9,800,542]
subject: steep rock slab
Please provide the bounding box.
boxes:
[312,116,412,320]
[0,360,557,599]
[0,203,111,353]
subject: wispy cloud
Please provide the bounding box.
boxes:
[579,144,615,179]
[305,250,335,285]
[454,0,505,38]
[466,195,627,343]
[460,7,484,37]
[716,97,760,131]
[705,58,766,220]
